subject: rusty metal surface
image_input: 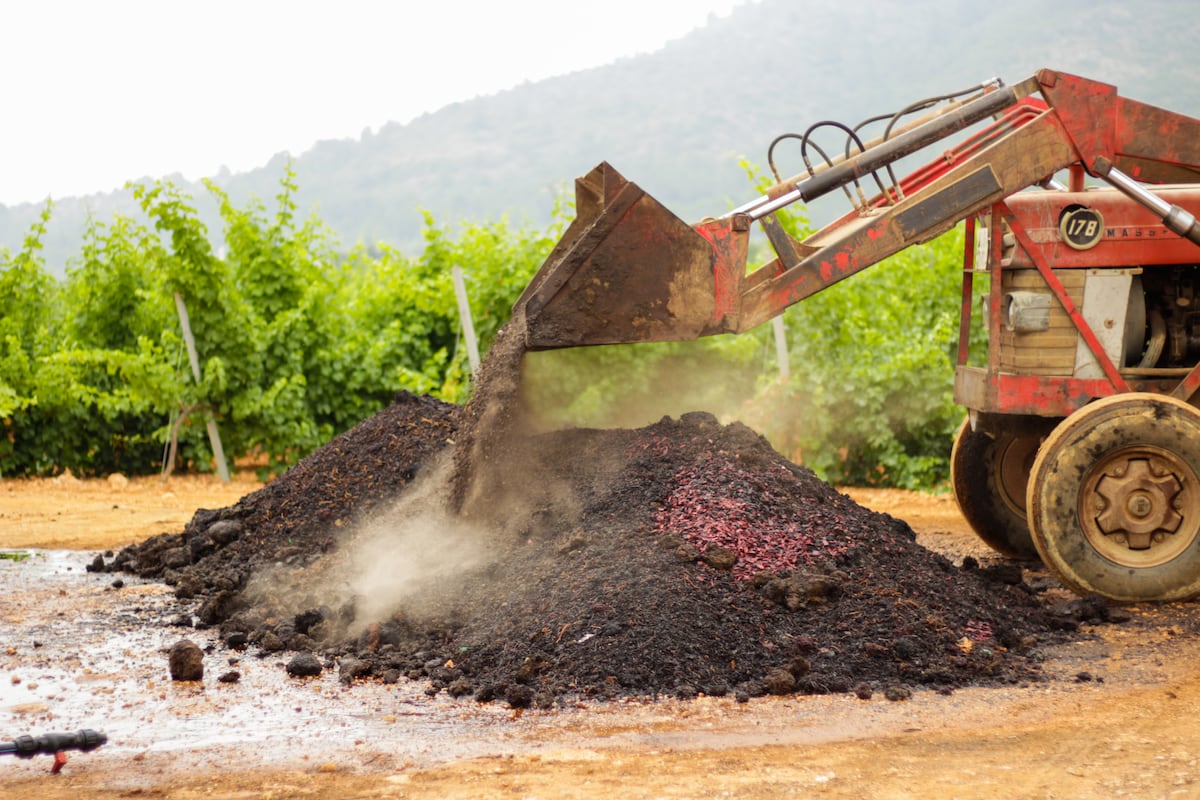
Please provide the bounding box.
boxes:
[515,163,720,350]
[953,366,1116,417]
[1038,68,1200,183]
[1085,446,1196,562]
[1003,186,1200,269]
[514,68,1200,360]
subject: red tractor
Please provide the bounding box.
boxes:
[514,68,1200,602]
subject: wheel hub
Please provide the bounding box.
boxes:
[1085,448,1196,566]
[1028,393,1200,601]
[1094,457,1182,548]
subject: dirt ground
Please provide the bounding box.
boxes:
[3,476,1200,799]
[0,471,263,551]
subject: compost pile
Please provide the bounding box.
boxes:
[106,332,1094,708]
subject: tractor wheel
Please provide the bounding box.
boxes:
[951,419,1043,559]
[1027,393,1200,602]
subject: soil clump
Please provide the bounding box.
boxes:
[105,378,1099,707]
[167,639,204,681]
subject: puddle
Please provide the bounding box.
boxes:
[2,550,843,783]
[0,549,551,781]
[1,549,909,784]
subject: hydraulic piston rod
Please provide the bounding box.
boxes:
[1094,157,1200,246]
[737,79,1032,221]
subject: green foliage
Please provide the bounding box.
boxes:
[0,166,568,478]
[0,203,60,399]
[0,203,66,470]
[0,160,976,489]
[12,338,181,475]
[744,228,972,489]
[64,215,174,351]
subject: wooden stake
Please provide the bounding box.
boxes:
[452,266,481,374]
[174,292,231,482]
[772,315,791,381]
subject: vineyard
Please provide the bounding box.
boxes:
[0,166,977,488]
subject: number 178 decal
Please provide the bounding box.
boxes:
[1059,205,1105,250]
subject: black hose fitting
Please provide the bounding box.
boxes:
[0,729,107,758]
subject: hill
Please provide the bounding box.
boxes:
[4,0,1198,276]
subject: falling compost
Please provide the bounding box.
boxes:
[104,324,1088,709]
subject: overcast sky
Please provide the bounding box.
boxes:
[2,0,745,206]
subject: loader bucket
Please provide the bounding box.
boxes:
[515,162,718,350]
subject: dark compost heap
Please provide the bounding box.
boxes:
[104,336,1106,708]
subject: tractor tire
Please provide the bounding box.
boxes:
[1027,393,1200,602]
[951,419,1042,559]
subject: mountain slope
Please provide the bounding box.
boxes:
[4,0,1197,275]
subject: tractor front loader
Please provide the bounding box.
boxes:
[513,68,1200,603]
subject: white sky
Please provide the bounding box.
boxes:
[1,0,745,206]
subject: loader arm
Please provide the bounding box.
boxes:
[516,68,1200,350]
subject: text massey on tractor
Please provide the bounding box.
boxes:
[513,68,1200,603]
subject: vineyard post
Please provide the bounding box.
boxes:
[772,316,791,380]
[173,292,231,482]
[451,265,481,373]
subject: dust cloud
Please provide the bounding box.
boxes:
[520,339,776,436]
[450,321,532,516]
[238,356,596,640]
[234,455,495,637]
[249,319,702,638]
[346,518,493,629]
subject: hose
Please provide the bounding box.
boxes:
[0,729,107,758]
[766,78,1005,212]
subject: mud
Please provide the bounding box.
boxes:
[0,549,541,777]
[99,388,1115,709]
[5,484,1200,798]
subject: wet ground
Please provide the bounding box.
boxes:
[0,548,544,779]
[3,482,1200,798]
